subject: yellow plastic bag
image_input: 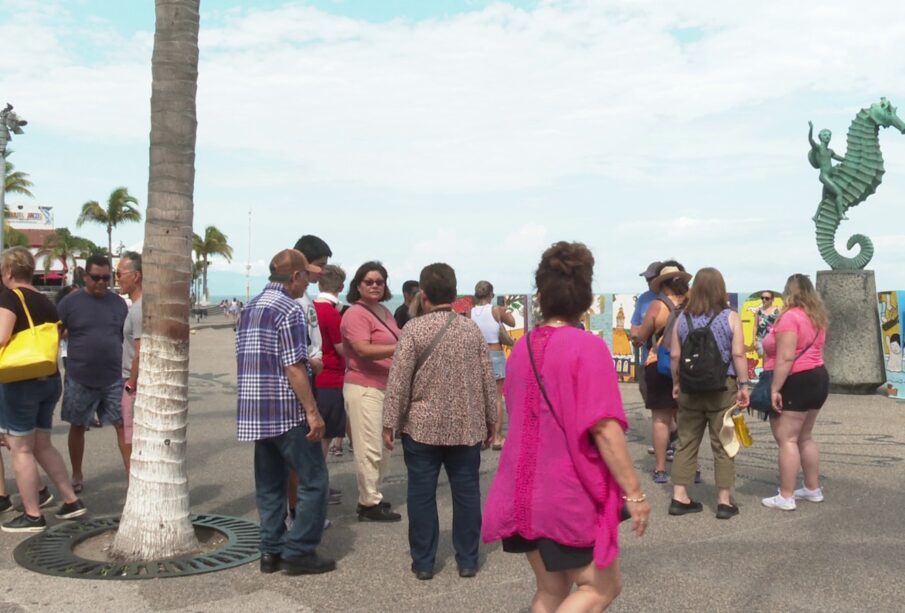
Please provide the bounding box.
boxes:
[0,289,60,384]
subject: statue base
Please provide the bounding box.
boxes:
[816,270,885,394]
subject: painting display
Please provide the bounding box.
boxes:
[498,294,529,357]
[879,291,905,399]
[610,293,638,382]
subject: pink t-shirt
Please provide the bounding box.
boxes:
[482,326,628,569]
[762,307,826,373]
[340,303,400,390]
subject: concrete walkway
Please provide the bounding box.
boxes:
[1,325,903,612]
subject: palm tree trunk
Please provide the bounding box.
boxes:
[107,225,113,264]
[112,0,200,560]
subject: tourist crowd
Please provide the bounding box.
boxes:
[0,237,830,612]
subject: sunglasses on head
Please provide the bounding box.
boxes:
[362,279,385,287]
[89,274,111,282]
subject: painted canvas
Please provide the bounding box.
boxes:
[879,291,905,399]
[580,294,608,340]
[498,294,529,357]
[611,293,637,382]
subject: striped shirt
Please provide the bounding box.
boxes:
[235,283,310,441]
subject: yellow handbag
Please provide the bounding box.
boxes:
[0,288,60,384]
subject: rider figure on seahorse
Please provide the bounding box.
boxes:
[808,122,846,222]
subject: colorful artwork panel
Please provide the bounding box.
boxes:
[611,294,638,382]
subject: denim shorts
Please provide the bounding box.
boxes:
[0,375,63,436]
[61,377,124,428]
[489,350,507,380]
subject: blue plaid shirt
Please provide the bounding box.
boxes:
[235,283,310,441]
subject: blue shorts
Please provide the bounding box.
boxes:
[0,375,63,436]
[61,377,124,428]
[489,350,507,380]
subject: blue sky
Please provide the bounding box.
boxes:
[5,0,905,296]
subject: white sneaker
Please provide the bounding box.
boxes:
[323,518,333,530]
[794,486,824,503]
[761,494,796,511]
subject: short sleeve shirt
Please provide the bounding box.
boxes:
[314,300,345,389]
[235,283,310,441]
[58,290,128,388]
[122,298,142,379]
[340,303,400,390]
[296,293,322,361]
[0,287,59,334]
[762,307,826,373]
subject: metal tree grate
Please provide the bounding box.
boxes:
[13,513,260,580]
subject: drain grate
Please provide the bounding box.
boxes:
[13,513,260,580]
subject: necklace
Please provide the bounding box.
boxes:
[544,319,573,328]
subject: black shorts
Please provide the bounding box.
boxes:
[644,364,677,410]
[502,535,593,572]
[779,366,829,412]
[316,387,347,439]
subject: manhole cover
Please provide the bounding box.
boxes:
[13,513,260,580]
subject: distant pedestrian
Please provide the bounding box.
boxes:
[630,260,661,403]
[58,254,129,492]
[0,248,87,533]
[483,242,650,611]
[383,263,497,580]
[759,274,829,511]
[236,248,334,575]
[341,261,402,522]
[394,280,420,329]
[754,290,781,356]
[116,252,143,473]
[667,267,749,520]
[470,281,515,450]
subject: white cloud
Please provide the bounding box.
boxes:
[6,0,905,291]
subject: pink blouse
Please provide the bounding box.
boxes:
[482,325,628,568]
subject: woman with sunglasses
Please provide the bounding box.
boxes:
[340,262,402,522]
[754,291,781,357]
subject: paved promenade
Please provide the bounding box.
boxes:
[1,326,904,612]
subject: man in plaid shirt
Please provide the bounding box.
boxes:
[236,248,335,575]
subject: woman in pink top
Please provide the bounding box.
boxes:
[760,274,829,511]
[340,261,402,522]
[483,242,650,612]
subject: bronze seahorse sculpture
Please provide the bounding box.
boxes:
[811,98,905,270]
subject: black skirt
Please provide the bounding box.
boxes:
[502,535,593,572]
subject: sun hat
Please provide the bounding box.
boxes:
[719,406,741,458]
[649,265,693,292]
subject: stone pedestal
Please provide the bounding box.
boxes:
[816,270,885,394]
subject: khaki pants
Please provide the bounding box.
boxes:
[344,382,389,506]
[673,379,737,488]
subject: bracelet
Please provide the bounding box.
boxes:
[738,381,750,386]
[622,493,647,503]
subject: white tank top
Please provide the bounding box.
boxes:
[471,304,500,343]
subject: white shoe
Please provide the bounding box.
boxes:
[794,486,824,503]
[761,494,796,511]
[323,518,333,530]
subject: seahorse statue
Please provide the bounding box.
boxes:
[812,98,905,270]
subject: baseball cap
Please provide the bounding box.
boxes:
[268,249,322,282]
[640,261,662,281]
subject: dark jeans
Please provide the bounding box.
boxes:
[254,422,328,558]
[402,434,482,572]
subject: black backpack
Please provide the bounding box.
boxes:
[678,312,728,392]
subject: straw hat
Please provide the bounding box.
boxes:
[719,406,740,458]
[649,265,692,292]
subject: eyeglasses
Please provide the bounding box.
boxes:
[761,296,772,301]
[362,279,385,287]
[89,274,112,282]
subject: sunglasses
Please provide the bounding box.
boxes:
[362,279,385,287]
[89,274,112,282]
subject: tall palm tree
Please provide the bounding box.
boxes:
[4,154,34,198]
[36,227,97,281]
[192,225,233,303]
[112,0,201,560]
[76,186,141,262]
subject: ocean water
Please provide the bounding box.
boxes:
[209,293,405,314]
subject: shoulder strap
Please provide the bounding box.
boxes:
[355,303,399,340]
[525,332,564,431]
[11,288,36,331]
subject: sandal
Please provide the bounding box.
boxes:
[71,481,83,494]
